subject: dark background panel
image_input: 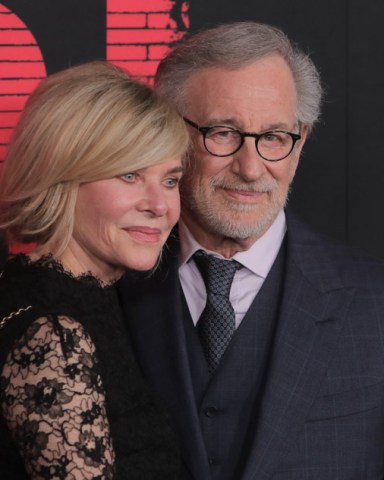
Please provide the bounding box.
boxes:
[348,0,384,259]
[2,0,106,73]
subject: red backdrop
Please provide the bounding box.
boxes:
[0,0,190,164]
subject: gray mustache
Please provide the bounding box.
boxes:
[211,179,277,193]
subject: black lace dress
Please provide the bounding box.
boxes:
[0,254,180,479]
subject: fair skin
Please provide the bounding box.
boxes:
[181,54,308,258]
[57,157,183,282]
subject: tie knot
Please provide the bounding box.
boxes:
[194,250,239,296]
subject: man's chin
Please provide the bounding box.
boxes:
[207,216,275,240]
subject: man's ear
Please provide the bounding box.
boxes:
[289,123,309,180]
[298,124,309,149]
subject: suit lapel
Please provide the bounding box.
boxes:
[242,212,355,480]
[121,241,209,480]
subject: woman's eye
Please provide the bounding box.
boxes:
[121,172,136,182]
[163,177,180,188]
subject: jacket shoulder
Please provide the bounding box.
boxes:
[286,209,384,289]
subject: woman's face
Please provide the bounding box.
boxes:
[63,157,183,281]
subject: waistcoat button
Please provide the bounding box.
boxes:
[208,455,217,465]
[205,405,219,417]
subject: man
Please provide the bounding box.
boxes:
[119,22,384,479]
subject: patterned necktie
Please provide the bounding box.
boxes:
[194,249,240,374]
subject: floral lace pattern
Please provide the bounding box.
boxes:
[0,315,115,479]
[18,253,116,289]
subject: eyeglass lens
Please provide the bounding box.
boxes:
[204,127,295,160]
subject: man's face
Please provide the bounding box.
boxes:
[180,55,307,250]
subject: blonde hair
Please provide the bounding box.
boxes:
[0,61,189,254]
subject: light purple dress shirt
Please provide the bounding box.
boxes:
[179,209,287,328]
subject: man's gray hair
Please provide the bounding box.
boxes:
[155,22,323,132]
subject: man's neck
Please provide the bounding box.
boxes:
[180,215,274,259]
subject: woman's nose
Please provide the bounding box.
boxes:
[137,185,168,217]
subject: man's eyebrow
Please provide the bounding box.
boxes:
[201,118,295,132]
[259,122,293,131]
[202,117,238,126]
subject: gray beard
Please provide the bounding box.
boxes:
[181,177,290,240]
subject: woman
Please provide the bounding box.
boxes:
[0,61,189,479]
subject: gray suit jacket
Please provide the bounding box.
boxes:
[119,210,384,479]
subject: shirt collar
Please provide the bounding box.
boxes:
[179,209,286,279]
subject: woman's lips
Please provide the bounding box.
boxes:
[124,226,162,243]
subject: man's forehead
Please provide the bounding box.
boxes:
[185,54,292,82]
[182,58,298,130]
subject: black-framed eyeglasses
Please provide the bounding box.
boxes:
[184,117,301,162]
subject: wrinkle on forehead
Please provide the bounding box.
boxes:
[184,55,298,132]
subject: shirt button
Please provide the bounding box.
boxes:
[204,405,219,417]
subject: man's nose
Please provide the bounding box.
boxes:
[230,137,267,180]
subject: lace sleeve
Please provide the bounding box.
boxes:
[0,315,115,479]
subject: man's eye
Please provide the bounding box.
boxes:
[120,172,136,182]
[207,128,238,143]
[263,133,279,141]
[262,133,287,145]
[216,130,232,137]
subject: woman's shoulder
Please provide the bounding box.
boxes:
[0,313,115,479]
[0,253,117,328]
